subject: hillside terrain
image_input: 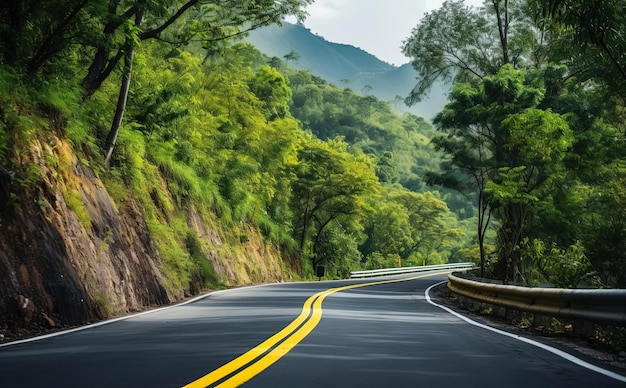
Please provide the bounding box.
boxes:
[5,0,623,345]
[0,33,464,340]
[0,135,294,340]
[246,22,449,119]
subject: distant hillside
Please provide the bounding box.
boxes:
[246,22,449,120]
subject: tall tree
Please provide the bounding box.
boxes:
[433,65,572,282]
[290,137,379,270]
[402,0,551,103]
[94,0,312,162]
[533,0,626,96]
[389,190,462,264]
[403,0,558,279]
[81,0,313,97]
[283,50,300,67]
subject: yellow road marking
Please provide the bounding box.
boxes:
[184,272,448,387]
[182,290,325,388]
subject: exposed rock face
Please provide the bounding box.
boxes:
[0,138,295,339]
[0,139,171,335]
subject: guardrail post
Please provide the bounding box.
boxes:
[533,314,551,329]
[505,308,521,322]
[573,319,596,337]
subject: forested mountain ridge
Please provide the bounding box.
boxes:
[248,22,394,77]
[246,22,449,119]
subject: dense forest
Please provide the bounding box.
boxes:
[0,0,470,303]
[0,0,625,298]
[403,0,626,288]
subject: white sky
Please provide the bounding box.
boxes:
[295,0,484,66]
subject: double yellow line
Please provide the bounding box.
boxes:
[183,272,447,387]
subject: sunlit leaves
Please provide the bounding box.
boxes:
[504,108,572,163]
[248,65,292,121]
[402,0,494,103]
[290,136,379,268]
[486,166,539,205]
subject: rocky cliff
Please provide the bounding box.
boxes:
[0,136,298,341]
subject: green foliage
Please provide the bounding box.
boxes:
[147,217,193,293]
[92,293,113,318]
[535,0,626,98]
[519,239,600,288]
[486,167,539,206]
[504,108,573,163]
[248,65,292,121]
[62,184,92,229]
[0,129,9,166]
[594,327,626,353]
[290,136,380,269]
[433,65,575,282]
[13,0,626,294]
[405,0,626,289]
[357,184,467,269]
[285,66,475,219]
[360,199,412,260]
[313,223,362,278]
[185,232,220,291]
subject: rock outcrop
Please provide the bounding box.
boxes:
[0,137,297,340]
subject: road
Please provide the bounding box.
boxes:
[0,271,624,387]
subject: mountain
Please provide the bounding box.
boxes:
[245,22,449,120]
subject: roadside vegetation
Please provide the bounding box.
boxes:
[403,0,626,289]
[1,0,625,293]
[0,1,469,292]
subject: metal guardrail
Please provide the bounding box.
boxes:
[350,262,474,278]
[447,273,626,327]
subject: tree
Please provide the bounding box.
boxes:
[402,0,496,104]
[0,1,313,163]
[533,0,626,96]
[94,0,312,162]
[402,0,546,104]
[283,50,300,67]
[403,0,567,280]
[360,199,412,261]
[432,65,572,282]
[0,0,98,72]
[290,137,379,270]
[81,0,313,97]
[248,65,293,121]
[359,188,463,268]
[389,190,463,264]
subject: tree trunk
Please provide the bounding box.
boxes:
[81,0,124,98]
[477,188,491,278]
[496,202,526,284]
[104,43,134,165]
[82,47,125,99]
[492,0,510,65]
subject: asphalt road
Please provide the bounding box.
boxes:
[1,271,624,387]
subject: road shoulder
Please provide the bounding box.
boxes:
[429,282,626,376]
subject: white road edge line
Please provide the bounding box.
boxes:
[0,285,267,349]
[0,271,430,349]
[425,280,626,383]
[0,277,355,349]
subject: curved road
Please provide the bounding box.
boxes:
[0,271,624,387]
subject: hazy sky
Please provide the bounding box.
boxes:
[295,0,484,66]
